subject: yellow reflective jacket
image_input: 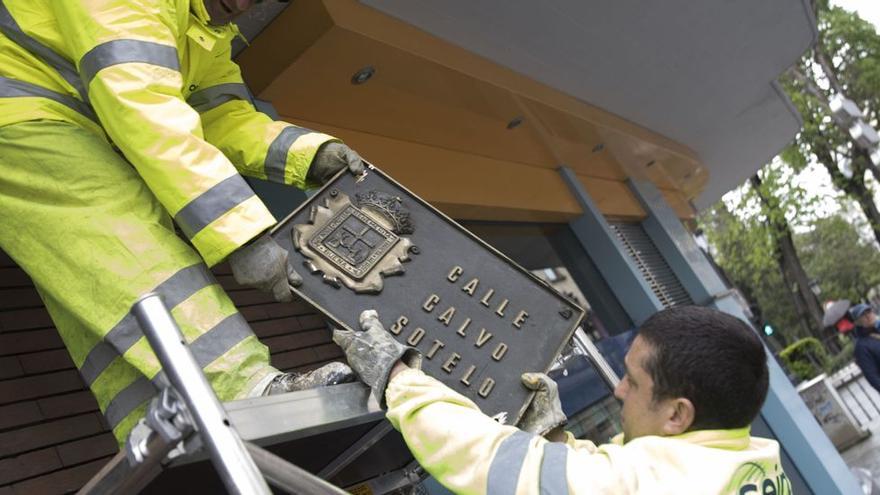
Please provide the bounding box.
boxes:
[386,369,792,495]
[0,0,336,266]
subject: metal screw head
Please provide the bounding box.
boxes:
[409,245,421,255]
[559,308,573,320]
[351,66,376,85]
[506,116,524,130]
[329,189,338,197]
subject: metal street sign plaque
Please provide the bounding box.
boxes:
[271,165,584,423]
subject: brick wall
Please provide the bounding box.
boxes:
[0,250,341,494]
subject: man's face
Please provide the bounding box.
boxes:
[613,336,677,442]
[857,309,876,327]
[203,0,259,25]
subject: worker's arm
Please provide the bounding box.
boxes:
[334,312,632,494]
[386,367,631,494]
[50,1,273,267]
[191,41,340,189]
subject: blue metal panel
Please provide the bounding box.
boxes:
[750,415,812,495]
[559,167,663,325]
[627,179,725,304]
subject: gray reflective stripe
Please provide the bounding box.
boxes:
[174,175,257,239]
[103,313,252,429]
[0,1,88,102]
[187,83,252,113]
[80,39,179,88]
[0,76,97,122]
[104,376,157,429]
[265,126,311,183]
[189,313,253,367]
[78,264,215,386]
[539,443,569,495]
[487,431,534,495]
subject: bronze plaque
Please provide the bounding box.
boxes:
[272,165,584,423]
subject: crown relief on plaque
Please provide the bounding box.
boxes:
[292,189,415,293]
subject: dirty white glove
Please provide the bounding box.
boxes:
[307,142,365,185]
[229,235,301,302]
[332,310,421,407]
[518,373,567,436]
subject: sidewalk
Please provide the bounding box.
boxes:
[833,363,880,489]
[842,417,880,475]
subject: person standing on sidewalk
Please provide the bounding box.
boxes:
[849,304,880,393]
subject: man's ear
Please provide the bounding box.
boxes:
[662,398,695,435]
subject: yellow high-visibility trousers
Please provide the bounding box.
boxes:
[0,120,277,442]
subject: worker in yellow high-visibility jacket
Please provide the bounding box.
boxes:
[334,306,792,495]
[0,0,359,443]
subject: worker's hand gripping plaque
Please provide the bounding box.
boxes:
[271,164,584,423]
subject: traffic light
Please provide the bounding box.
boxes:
[763,324,774,337]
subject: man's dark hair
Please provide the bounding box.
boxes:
[637,305,769,430]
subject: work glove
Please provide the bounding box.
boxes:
[307,142,365,185]
[518,373,567,436]
[229,234,302,302]
[332,310,421,407]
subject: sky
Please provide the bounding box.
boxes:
[834,0,880,28]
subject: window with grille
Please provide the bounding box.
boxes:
[608,222,693,308]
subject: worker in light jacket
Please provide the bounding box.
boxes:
[0,0,360,444]
[334,305,791,494]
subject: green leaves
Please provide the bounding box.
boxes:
[796,214,880,302]
[698,3,880,347]
[699,160,838,342]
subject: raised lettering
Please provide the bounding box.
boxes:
[491,343,508,361]
[462,278,479,296]
[390,315,409,335]
[478,377,495,398]
[437,306,456,326]
[456,318,471,337]
[423,294,440,312]
[442,353,461,373]
[475,328,493,347]
[426,339,445,359]
[447,266,463,282]
[480,288,495,307]
[407,327,426,346]
[513,311,529,329]
[495,299,509,317]
[461,365,476,386]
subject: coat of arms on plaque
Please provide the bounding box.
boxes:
[292,188,414,293]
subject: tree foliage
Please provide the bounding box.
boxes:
[783,1,880,244]
[815,0,880,121]
[796,214,880,302]
[780,337,829,382]
[700,3,880,357]
[699,164,820,342]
